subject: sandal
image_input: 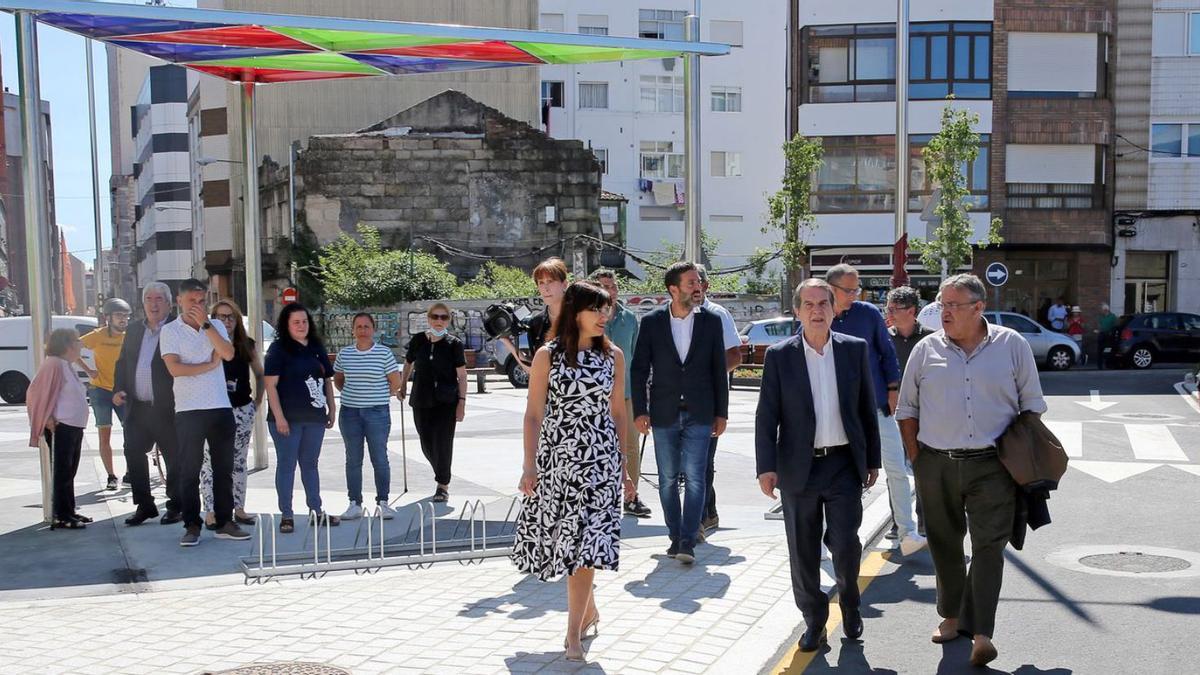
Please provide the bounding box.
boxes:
[432,487,449,503]
[51,519,86,530]
[310,512,340,527]
[71,513,94,524]
[279,518,295,534]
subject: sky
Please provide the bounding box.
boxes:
[0,0,197,270]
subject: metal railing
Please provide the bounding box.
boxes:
[241,496,520,582]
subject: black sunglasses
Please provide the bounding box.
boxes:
[429,313,450,320]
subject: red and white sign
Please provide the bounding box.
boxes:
[281,287,299,304]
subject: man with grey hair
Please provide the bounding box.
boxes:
[896,273,1046,667]
[112,281,182,526]
[694,264,743,535]
[826,263,925,556]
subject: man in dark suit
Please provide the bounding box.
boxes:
[632,261,728,565]
[756,278,881,652]
[111,281,181,525]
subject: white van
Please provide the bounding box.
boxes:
[0,315,99,404]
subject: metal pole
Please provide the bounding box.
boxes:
[86,40,104,307]
[683,6,701,263]
[894,0,910,279]
[17,11,54,523]
[242,83,268,470]
[288,139,298,283]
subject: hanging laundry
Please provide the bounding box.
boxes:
[652,181,676,206]
[638,178,653,193]
[674,186,685,208]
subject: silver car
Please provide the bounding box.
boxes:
[739,317,799,346]
[984,311,1081,370]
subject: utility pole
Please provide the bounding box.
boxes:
[683,0,702,263]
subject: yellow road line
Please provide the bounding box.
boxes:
[768,550,894,674]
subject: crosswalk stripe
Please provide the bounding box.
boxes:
[1044,421,1083,458]
[1125,424,1188,462]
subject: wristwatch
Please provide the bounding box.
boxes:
[202,321,212,330]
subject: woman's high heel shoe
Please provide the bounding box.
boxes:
[562,616,600,648]
[564,644,585,662]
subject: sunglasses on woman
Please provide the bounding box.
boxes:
[429,313,450,321]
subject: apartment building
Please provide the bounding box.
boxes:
[2,91,59,314]
[537,1,786,276]
[1111,2,1200,314]
[106,45,156,304]
[791,0,1115,317]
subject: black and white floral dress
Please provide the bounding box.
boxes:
[512,342,622,582]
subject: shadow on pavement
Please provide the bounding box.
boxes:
[504,650,610,673]
[459,576,566,621]
[621,544,743,613]
[805,639,900,674]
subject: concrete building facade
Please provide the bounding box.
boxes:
[3,91,59,314]
[537,0,786,277]
[1110,1,1200,314]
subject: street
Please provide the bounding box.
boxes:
[0,367,1196,674]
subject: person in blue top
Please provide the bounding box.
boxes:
[825,264,926,556]
[334,313,402,521]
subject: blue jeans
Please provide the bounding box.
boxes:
[652,411,712,548]
[340,404,392,505]
[270,420,325,518]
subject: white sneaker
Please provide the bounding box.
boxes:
[900,534,928,556]
[377,501,397,520]
[340,502,363,520]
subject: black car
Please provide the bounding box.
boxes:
[1107,312,1200,369]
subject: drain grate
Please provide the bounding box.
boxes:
[207,663,351,675]
[1078,552,1191,574]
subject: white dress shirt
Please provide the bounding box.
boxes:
[803,332,849,448]
[669,308,695,362]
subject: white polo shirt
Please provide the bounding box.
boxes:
[159,317,232,412]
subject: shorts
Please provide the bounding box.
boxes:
[88,386,126,428]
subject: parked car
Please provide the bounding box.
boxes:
[1106,312,1200,369]
[739,317,798,347]
[0,315,99,404]
[983,311,1080,370]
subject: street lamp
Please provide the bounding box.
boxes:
[196,156,242,167]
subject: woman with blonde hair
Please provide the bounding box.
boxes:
[200,299,264,528]
[26,328,91,529]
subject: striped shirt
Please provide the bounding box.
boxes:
[334,343,400,407]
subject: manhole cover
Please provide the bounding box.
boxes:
[1047,545,1200,579]
[208,663,351,675]
[1105,412,1181,422]
[1079,552,1192,574]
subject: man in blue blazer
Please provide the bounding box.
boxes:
[632,261,729,565]
[756,278,881,652]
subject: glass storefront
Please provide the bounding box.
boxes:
[1123,251,1171,314]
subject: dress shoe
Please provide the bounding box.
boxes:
[124,507,159,526]
[843,610,864,639]
[160,510,183,525]
[798,627,827,652]
[666,541,679,558]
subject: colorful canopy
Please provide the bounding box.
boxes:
[1,0,729,84]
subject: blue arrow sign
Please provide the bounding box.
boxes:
[985,262,1009,287]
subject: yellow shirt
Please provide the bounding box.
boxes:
[80,327,126,391]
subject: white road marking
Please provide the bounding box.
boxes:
[1070,460,1162,483]
[1125,424,1188,462]
[1074,389,1117,412]
[1044,420,1083,458]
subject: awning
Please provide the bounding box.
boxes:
[2,0,730,83]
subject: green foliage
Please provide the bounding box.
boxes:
[622,232,741,295]
[453,261,538,299]
[763,133,824,274]
[319,225,457,308]
[276,223,326,310]
[910,101,1003,277]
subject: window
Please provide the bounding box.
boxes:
[639,9,686,40]
[640,140,683,179]
[763,321,796,337]
[1143,314,1180,330]
[710,20,743,47]
[803,22,992,103]
[1153,12,1186,56]
[579,82,608,109]
[639,75,684,112]
[711,86,742,112]
[592,148,608,174]
[1150,123,1200,158]
[1181,314,1200,330]
[1006,183,1100,209]
[1191,13,1200,54]
[811,135,990,213]
[999,314,1040,333]
[541,81,564,108]
[711,151,743,177]
[1007,32,1101,97]
[539,13,564,32]
[640,205,682,221]
[578,14,608,36]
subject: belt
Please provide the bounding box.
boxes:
[813,444,849,458]
[923,445,997,461]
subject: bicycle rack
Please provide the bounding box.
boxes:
[239,496,521,582]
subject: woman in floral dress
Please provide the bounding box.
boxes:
[512,281,637,662]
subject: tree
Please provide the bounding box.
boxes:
[319,225,457,308]
[763,133,824,285]
[453,261,538,299]
[622,232,741,295]
[910,102,1003,278]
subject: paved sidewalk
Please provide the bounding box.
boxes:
[0,383,899,673]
